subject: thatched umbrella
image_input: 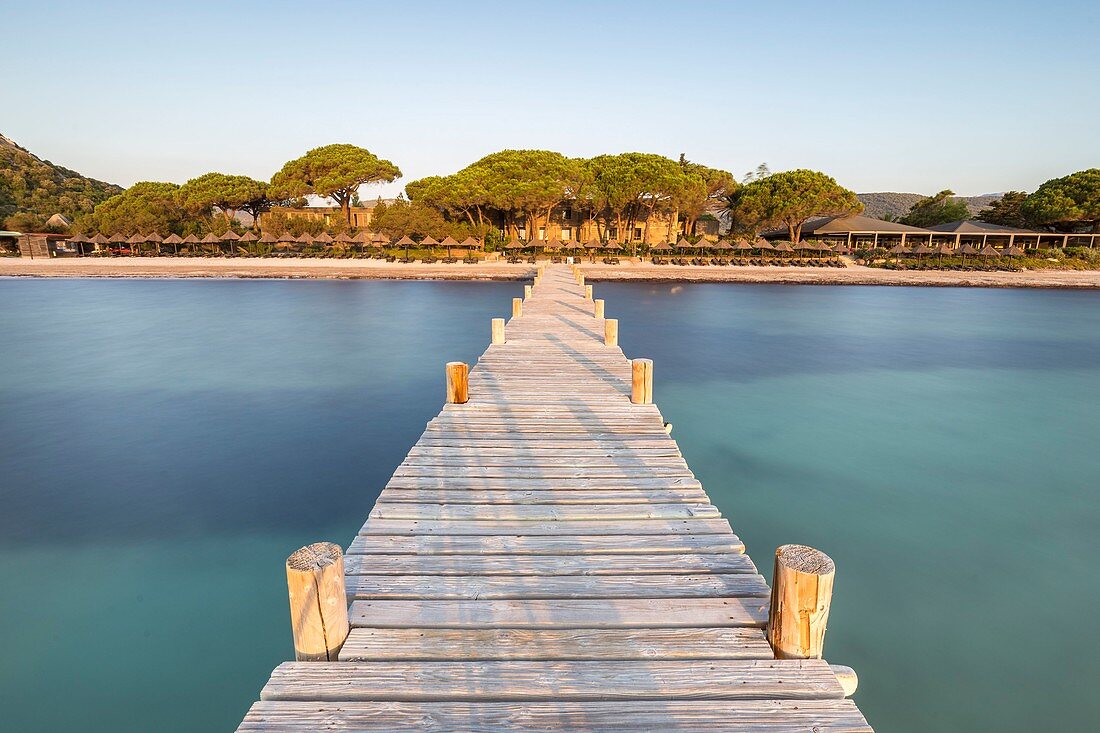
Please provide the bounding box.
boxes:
[793,240,816,259]
[713,239,733,252]
[978,244,1001,258]
[145,232,164,254]
[675,237,694,251]
[910,243,933,265]
[371,232,389,246]
[460,236,481,249]
[420,235,440,258]
[87,233,109,255]
[275,232,297,251]
[313,232,334,246]
[127,233,146,256]
[334,232,355,245]
[439,236,459,259]
[1005,245,1026,257]
[544,238,563,254]
[296,233,315,248]
[605,242,624,251]
[220,229,240,255]
[754,238,774,255]
[959,243,979,264]
[887,243,910,264]
[505,239,526,260]
[731,239,754,256]
[395,234,416,260]
[650,241,672,253]
[161,233,183,255]
[933,243,954,264]
[772,241,794,256]
[179,233,198,254]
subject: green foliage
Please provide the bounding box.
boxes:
[257,211,326,237]
[1022,169,1100,232]
[370,196,472,240]
[0,134,121,228]
[270,144,401,222]
[81,181,196,236]
[976,191,1031,228]
[177,172,269,223]
[727,169,862,241]
[899,190,970,227]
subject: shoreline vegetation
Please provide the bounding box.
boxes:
[4,256,1100,289]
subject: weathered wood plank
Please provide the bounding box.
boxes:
[349,597,769,628]
[359,518,732,536]
[258,659,844,701]
[338,627,774,661]
[377,488,711,504]
[342,552,755,576]
[346,533,746,555]
[368,502,720,521]
[239,699,872,732]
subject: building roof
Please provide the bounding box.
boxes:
[925,219,1037,234]
[799,214,930,235]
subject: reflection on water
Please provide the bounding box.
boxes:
[1,278,1098,731]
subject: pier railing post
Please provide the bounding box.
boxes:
[446,361,469,404]
[524,284,532,299]
[767,544,835,660]
[605,318,618,347]
[631,358,653,404]
[585,285,593,301]
[578,274,585,288]
[285,542,349,662]
[594,299,605,319]
[491,317,505,345]
[512,297,523,318]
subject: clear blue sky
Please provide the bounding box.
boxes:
[4,0,1098,197]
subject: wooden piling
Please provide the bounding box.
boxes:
[445,361,469,404]
[604,318,618,347]
[285,542,349,662]
[491,318,505,345]
[585,285,593,301]
[631,358,653,404]
[512,297,523,318]
[767,544,835,660]
[525,285,532,299]
[594,299,605,319]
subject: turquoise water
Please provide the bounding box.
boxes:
[1,279,1098,731]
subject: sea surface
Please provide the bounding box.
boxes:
[1,277,1098,732]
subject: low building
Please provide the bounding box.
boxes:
[257,200,398,231]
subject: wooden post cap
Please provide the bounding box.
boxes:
[491,318,505,345]
[445,361,469,404]
[767,544,835,660]
[631,358,653,404]
[594,299,605,318]
[512,297,523,318]
[830,664,858,697]
[604,318,618,347]
[286,542,349,662]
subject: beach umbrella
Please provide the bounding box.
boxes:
[909,243,933,265]
[583,238,602,249]
[200,232,221,255]
[145,232,164,254]
[127,233,145,256]
[713,239,733,251]
[275,232,297,250]
[505,238,526,250]
[439,235,459,258]
[731,239,754,255]
[675,237,694,251]
[649,241,672,254]
[87,233,109,255]
[420,235,440,257]
[460,236,481,250]
[794,241,816,258]
[371,232,389,245]
[220,229,240,254]
[544,238,563,251]
[772,241,794,255]
[978,244,1001,258]
[257,232,277,252]
[296,233,314,247]
[395,234,416,260]
[162,233,183,255]
[754,238,774,255]
[605,242,623,251]
[334,232,355,245]
[887,243,910,263]
[179,233,198,254]
[1005,245,1026,257]
[959,243,979,264]
[239,231,259,242]
[313,232,334,246]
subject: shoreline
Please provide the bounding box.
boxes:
[3,257,1100,289]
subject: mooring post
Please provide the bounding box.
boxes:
[594,299,605,319]
[631,358,653,404]
[605,318,618,347]
[524,284,532,299]
[578,274,585,288]
[585,285,593,301]
[767,544,835,659]
[512,297,523,318]
[285,542,349,662]
[446,361,469,404]
[491,317,505,345]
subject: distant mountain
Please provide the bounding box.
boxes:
[0,133,122,229]
[857,192,1001,221]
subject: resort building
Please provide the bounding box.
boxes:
[765,214,1099,250]
[487,203,719,245]
[257,199,398,230]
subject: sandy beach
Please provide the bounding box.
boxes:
[3,256,1100,288]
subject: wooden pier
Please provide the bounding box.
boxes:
[237,264,872,732]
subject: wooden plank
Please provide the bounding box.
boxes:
[377,488,711,504]
[368,503,720,521]
[344,573,769,600]
[384,477,703,490]
[346,534,746,555]
[339,627,774,661]
[358,518,733,536]
[345,550,756,572]
[343,552,756,576]
[239,699,872,732]
[258,659,844,701]
[349,597,769,629]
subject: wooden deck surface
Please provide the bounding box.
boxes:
[237,264,873,732]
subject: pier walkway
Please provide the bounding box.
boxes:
[237,264,872,732]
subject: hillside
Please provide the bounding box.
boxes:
[858,191,1001,220]
[0,133,122,230]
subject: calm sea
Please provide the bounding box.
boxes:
[1,278,1098,731]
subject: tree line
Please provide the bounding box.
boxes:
[57,139,1100,242]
